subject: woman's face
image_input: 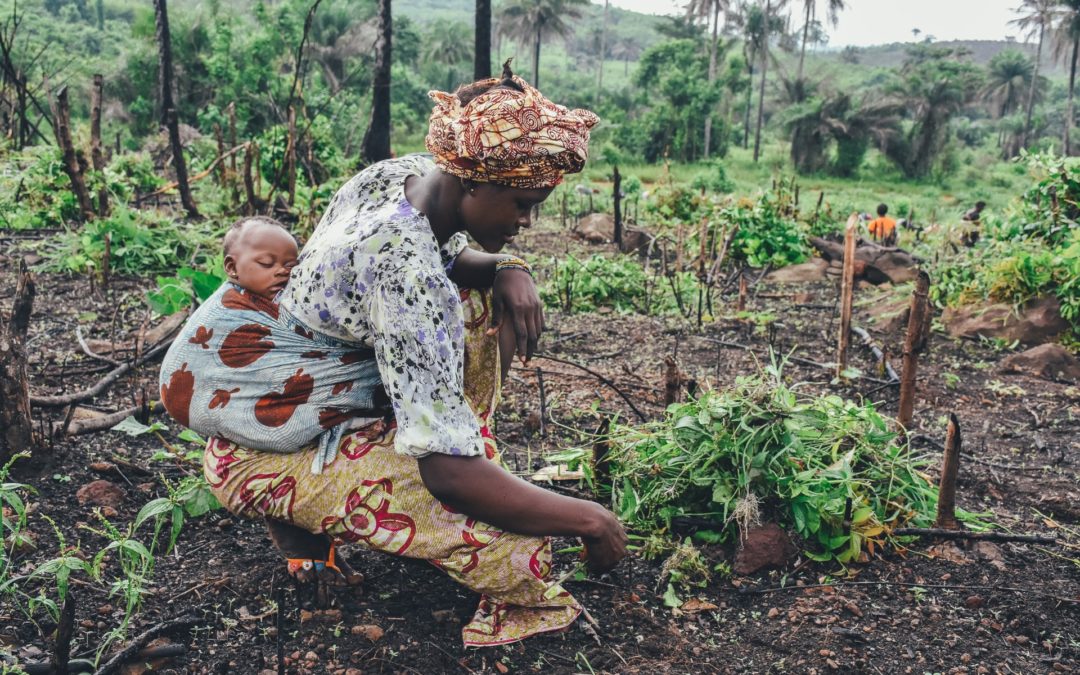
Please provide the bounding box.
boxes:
[460,183,554,253]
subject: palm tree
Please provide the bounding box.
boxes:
[476,0,492,79]
[981,50,1036,120]
[1054,0,1080,155]
[425,22,473,91]
[752,0,788,162]
[495,0,589,88]
[361,0,391,165]
[686,0,731,157]
[796,0,844,81]
[1011,0,1056,149]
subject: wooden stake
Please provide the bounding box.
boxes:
[612,164,622,249]
[592,417,612,494]
[897,270,931,433]
[835,214,858,378]
[0,260,37,463]
[535,366,547,438]
[51,86,95,221]
[934,413,962,530]
[213,123,226,187]
[737,271,747,312]
[286,105,297,206]
[663,356,682,406]
[89,73,108,217]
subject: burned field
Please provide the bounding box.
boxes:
[1,213,1077,675]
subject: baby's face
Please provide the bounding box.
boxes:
[224,224,299,299]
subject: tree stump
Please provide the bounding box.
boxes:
[0,260,36,464]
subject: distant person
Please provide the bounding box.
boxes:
[867,203,897,246]
[960,200,985,247]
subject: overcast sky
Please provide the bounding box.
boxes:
[603,0,1030,48]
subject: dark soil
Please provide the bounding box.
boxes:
[1,218,1077,675]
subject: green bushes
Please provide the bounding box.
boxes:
[540,254,696,316]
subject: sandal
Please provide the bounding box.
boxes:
[287,543,342,577]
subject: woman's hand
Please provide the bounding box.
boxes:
[579,502,630,573]
[489,268,545,362]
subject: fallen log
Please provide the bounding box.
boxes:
[892,528,1057,545]
[31,339,173,408]
[94,615,200,675]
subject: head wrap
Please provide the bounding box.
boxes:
[425,74,599,189]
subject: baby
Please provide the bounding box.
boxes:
[222,216,299,300]
[159,217,389,473]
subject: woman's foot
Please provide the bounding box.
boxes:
[265,518,364,586]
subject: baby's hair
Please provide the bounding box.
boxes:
[455,59,525,106]
[223,216,292,256]
[876,203,888,216]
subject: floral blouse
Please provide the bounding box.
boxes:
[281,155,481,459]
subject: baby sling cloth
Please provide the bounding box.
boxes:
[159,282,389,473]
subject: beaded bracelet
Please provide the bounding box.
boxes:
[495,256,532,276]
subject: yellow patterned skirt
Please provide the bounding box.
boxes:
[202,289,581,646]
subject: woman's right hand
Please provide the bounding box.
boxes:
[579,502,629,572]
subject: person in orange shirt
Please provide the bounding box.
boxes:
[867,203,897,246]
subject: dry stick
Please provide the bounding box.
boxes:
[851,326,899,383]
[663,356,681,406]
[736,271,747,312]
[535,366,547,438]
[31,339,172,408]
[64,402,162,437]
[75,325,119,366]
[51,589,76,674]
[897,270,931,434]
[533,353,647,422]
[728,580,1076,605]
[935,413,962,530]
[892,528,1058,545]
[835,214,858,379]
[93,615,200,675]
[138,142,249,202]
[90,73,108,217]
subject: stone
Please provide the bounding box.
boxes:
[76,480,125,509]
[862,292,911,334]
[351,624,384,642]
[942,296,1069,346]
[998,344,1080,381]
[575,213,614,243]
[733,523,797,575]
[765,258,829,283]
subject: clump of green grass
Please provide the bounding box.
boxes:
[552,360,956,565]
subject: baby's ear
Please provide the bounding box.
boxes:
[223,255,237,277]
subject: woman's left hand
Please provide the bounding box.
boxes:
[489,268,544,362]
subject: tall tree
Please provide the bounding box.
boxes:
[981,50,1035,120]
[686,0,729,158]
[752,0,787,163]
[1054,0,1080,155]
[361,0,392,164]
[154,0,199,219]
[796,0,844,81]
[475,0,492,79]
[1010,0,1056,149]
[596,0,610,103]
[496,0,588,88]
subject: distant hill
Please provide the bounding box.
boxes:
[822,39,1066,75]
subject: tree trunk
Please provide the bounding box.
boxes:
[797,0,811,82]
[612,164,622,248]
[361,0,392,165]
[595,0,609,105]
[1021,24,1043,150]
[90,73,109,217]
[743,58,754,149]
[474,0,491,79]
[287,105,297,206]
[752,0,771,163]
[533,22,542,88]
[1067,36,1078,156]
[154,0,199,219]
[0,260,36,465]
[51,86,95,221]
[703,0,720,159]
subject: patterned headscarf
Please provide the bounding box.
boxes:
[425,74,599,189]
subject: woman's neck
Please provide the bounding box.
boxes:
[405,170,462,246]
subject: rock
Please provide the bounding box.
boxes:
[575,213,614,243]
[733,523,797,575]
[942,296,1069,346]
[765,258,829,283]
[76,480,125,509]
[351,624,384,642]
[999,344,1080,380]
[862,292,911,333]
[620,227,655,255]
[964,595,984,609]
